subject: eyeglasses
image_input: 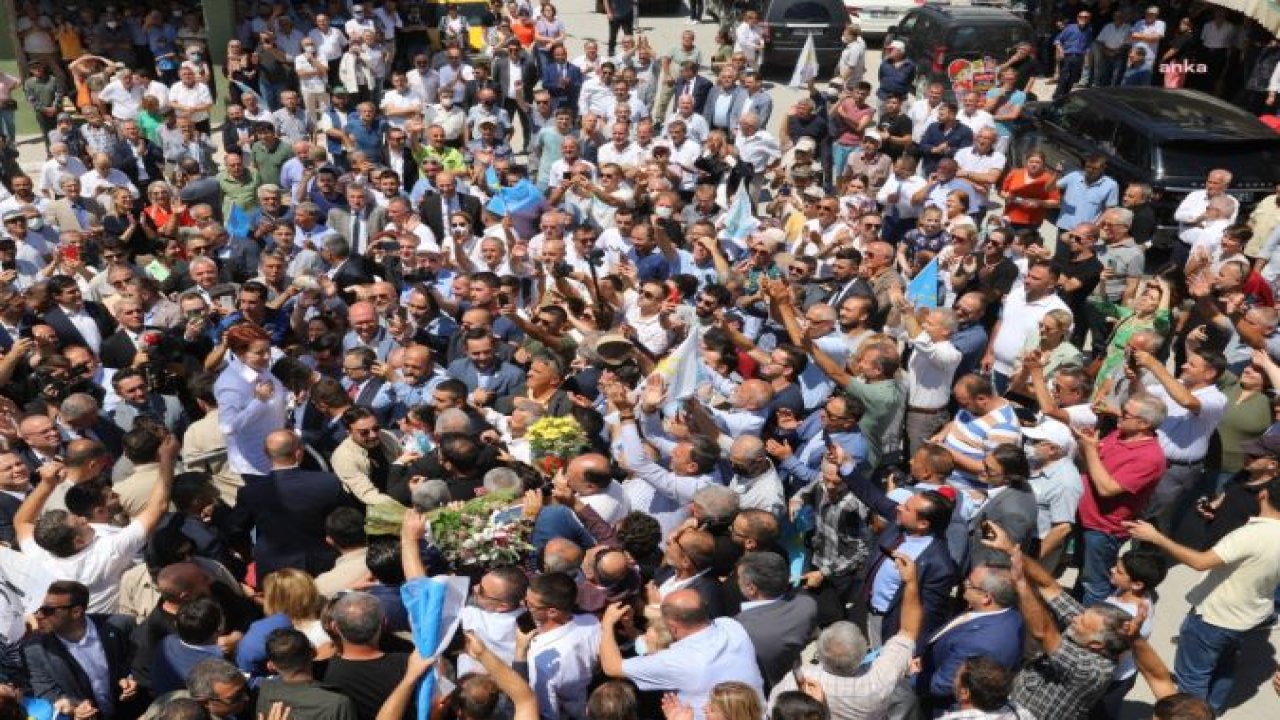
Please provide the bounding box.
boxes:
[641,291,663,301]
[352,425,381,435]
[188,245,210,252]
[35,604,75,616]
[863,222,882,229]
[207,688,250,705]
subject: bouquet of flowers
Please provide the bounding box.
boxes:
[526,415,589,477]
[428,492,533,569]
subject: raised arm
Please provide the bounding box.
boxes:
[375,651,436,720]
[1133,349,1201,414]
[401,509,428,580]
[14,461,66,546]
[465,633,537,720]
[136,433,180,533]
[1124,519,1224,572]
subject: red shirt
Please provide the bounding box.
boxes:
[1078,432,1166,537]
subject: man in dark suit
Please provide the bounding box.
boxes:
[541,43,584,111]
[56,393,125,458]
[447,329,526,405]
[839,459,959,645]
[735,551,818,692]
[111,120,165,190]
[671,61,713,114]
[98,297,153,370]
[23,580,139,717]
[321,235,375,298]
[916,564,1025,712]
[652,527,725,619]
[235,430,361,578]
[0,451,27,546]
[419,170,482,242]
[492,40,540,146]
[41,276,117,354]
[328,184,387,257]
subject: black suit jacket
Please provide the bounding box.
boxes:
[673,75,713,114]
[387,146,421,191]
[419,192,482,242]
[653,566,726,619]
[110,141,164,189]
[42,303,117,351]
[493,53,540,103]
[100,329,139,370]
[0,491,21,546]
[24,616,134,707]
[234,468,361,578]
[221,120,256,156]
[330,258,376,296]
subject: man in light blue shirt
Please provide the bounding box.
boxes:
[1054,155,1119,259]
[601,589,764,720]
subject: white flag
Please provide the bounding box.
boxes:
[720,186,759,252]
[652,331,703,403]
[789,34,820,88]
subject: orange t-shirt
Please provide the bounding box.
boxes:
[512,22,536,48]
[1001,169,1061,226]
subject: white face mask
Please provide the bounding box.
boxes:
[53,154,68,165]
[654,206,673,219]
[27,217,44,231]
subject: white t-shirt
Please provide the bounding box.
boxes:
[22,520,149,614]
[295,54,329,94]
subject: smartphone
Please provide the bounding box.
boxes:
[379,240,398,251]
[498,292,511,307]
[217,295,235,312]
[562,171,572,180]
[60,245,80,263]
[0,260,14,272]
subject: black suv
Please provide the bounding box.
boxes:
[1011,87,1280,246]
[710,0,853,74]
[884,5,1034,100]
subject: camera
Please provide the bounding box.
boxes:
[584,248,606,267]
[552,261,575,279]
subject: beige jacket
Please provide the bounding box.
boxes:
[330,431,402,506]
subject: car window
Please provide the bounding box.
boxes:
[1159,142,1280,182]
[1112,128,1150,169]
[1057,97,1118,153]
[896,10,921,36]
[777,1,836,22]
[948,24,1030,55]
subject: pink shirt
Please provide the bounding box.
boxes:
[1078,432,1166,537]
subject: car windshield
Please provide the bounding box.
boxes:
[779,1,836,22]
[1158,142,1280,182]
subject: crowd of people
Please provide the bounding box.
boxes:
[0,2,1278,720]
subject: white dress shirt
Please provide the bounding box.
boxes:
[621,618,764,720]
[905,331,962,409]
[60,304,104,354]
[528,614,601,720]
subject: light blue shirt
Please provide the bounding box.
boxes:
[870,534,935,613]
[1055,171,1119,230]
[621,618,764,720]
[214,355,290,476]
[799,333,855,410]
[778,412,869,492]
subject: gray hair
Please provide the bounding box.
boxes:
[1106,207,1134,227]
[59,393,100,423]
[930,308,958,334]
[434,408,470,434]
[331,592,385,645]
[1128,394,1168,428]
[186,658,245,700]
[691,484,739,524]
[483,467,523,495]
[189,256,219,274]
[975,565,1017,607]
[816,621,868,676]
[411,479,451,512]
[1079,603,1135,659]
[323,234,351,258]
[295,201,321,220]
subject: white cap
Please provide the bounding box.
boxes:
[1023,418,1076,457]
[887,40,906,53]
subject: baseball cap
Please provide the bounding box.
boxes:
[1023,418,1076,457]
[863,130,882,144]
[2,210,25,223]
[795,137,816,153]
[887,40,906,53]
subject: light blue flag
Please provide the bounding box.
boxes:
[485,179,544,217]
[226,203,251,240]
[402,576,448,718]
[906,256,940,308]
[230,80,268,111]
[720,187,759,251]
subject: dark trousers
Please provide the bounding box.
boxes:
[607,14,635,56]
[807,572,860,628]
[883,215,917,245]
[689,0,705,20]
[1056,54,1085,100]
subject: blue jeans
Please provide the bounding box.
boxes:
[1077,529,1123,607]
[832,143,856,183]
[1174,612,1253,713]
[0,109,14,143]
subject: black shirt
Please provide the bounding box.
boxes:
[1060,255,1104,312]
[321,654,412,720]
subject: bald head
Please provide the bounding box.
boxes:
[544,538,585,574]
[265,430,302,464]
[729,435,765,465]
[661,588,711,634]
[735,378,774,411]
[156,562,211,602]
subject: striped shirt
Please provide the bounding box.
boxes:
[944,403,1022,489]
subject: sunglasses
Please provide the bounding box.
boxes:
[36,604,75,616]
